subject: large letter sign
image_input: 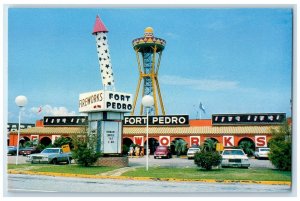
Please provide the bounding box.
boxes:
[159,136,170,146]
[134,136,144,146]
[255,136,267,147]
[190,136,200,146]
[223,136,234,147]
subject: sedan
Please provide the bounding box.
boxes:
[7,146,17,155]
[19,147,39,156]
[187,147,200,159]
[221,149,250,168]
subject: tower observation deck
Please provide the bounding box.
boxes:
[131,27,166,116]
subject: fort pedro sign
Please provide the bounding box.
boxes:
[79,90,133,113]
[123,115,189,126]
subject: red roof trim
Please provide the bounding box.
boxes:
[92,15,108,34]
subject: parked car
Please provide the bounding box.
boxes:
[221,149,250,168]
[187,147,200,159]
[254,147,270,159]
[154,146,172,159]
[7,146,17,155]
[26,148,72,164]
[19,147,39,156]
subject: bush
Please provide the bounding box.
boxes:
[194,150,222,170]
[71,127,101,167]
[72,141,101,167]
[268,122,291,171]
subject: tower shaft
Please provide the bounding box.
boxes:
[131,45,165,116]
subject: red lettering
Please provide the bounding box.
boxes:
[160,137,170,146]
[224,136,234,147]
[191,137,200,146]
[256,137,266,147]
[134,137,143,146]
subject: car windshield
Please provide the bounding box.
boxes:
[260,148,270,151]
[188,148,199,151]
[42,149,60,153]
[223,150,244,155]
[156,147,166,151]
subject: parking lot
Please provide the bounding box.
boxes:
[6,155,275,169]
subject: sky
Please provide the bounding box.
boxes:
[7,7,293,123]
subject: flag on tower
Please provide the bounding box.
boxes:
[199,102,205,113]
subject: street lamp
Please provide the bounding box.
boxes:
[15,95,28,165]
[142,95,154,171]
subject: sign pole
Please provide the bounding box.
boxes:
[16,109,21,165]
[146,107,149,171]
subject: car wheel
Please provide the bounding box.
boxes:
[52,158,58,165]
[154,156,156,159]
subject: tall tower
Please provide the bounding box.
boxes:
[131,27,166,115]
[92,15,115,91]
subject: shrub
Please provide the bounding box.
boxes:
[72,141,101,167]
[194,150,222,170]
[268,121,291,171]
[71,127,101,167]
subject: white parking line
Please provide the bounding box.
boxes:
[8,188,58,192]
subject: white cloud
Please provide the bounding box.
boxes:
[30,105,76,116]
[160,75,239,91]
[164,32,179,39]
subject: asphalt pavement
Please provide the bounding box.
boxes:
[6,174,291,194]
[6,155,275,169]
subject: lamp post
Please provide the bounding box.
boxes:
[142,95,154,171]
[15,95,28,165]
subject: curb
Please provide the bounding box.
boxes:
[8,169,291,186]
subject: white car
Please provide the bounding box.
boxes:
[221,149,250,168]
[187,147,200,159]
[254,148,270,159]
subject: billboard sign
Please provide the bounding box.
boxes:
[101,121,122,154]
[44,116,88,126]
[212,113,286,125]
[79,90,133,113]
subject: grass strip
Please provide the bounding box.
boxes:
[122,167,291,182]
[8,164,118,175]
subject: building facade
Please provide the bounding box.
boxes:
[8,113,287,154]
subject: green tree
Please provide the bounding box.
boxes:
[35,143,53,152]
[122,144,130,155]
[203,139,217,152]
[53,137,73,149]
[239,141,254,156]
[71,127,101,167]
[171,139,187,156]
[268,121,292,171]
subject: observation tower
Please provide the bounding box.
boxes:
[131,27,166,115]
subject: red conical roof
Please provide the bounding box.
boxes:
[92,15,108,34]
